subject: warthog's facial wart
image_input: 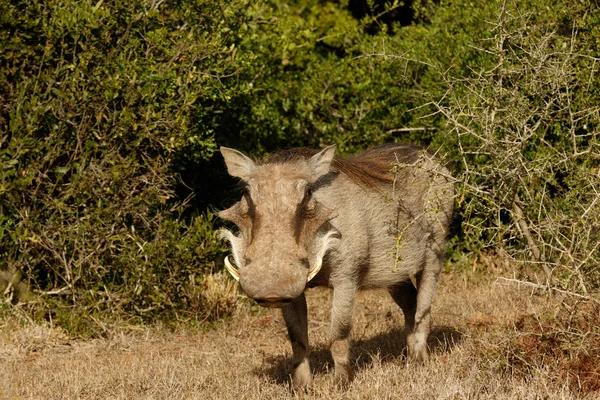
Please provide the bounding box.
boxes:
[218,145,339,308]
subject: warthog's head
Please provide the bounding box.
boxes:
[219,146,340,308]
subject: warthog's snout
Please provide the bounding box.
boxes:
[236,259,309,308]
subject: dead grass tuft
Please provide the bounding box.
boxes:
[505,300,600,394]
[0,320,70,361]
[194,272,241,323]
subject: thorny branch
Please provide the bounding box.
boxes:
[366,1,600,295]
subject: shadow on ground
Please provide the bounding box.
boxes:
[256,325,463,387]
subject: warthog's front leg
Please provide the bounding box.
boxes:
[329,282,356,387]
[282,293,310,390]
[409,267,440,363]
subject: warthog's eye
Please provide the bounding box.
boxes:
[301,188,317,218]
[303,187,313,202]
[238,190,253,216]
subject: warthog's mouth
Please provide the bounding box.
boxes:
[254,298,293,308]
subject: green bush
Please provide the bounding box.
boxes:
[211,0,439,155]
[0,0,256,331]
[1,0,598,335]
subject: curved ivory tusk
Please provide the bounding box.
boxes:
[307,230,340,282]
[307,259,323,282]
[224,255,240,281]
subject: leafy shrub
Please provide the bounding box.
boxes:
[369,0,600,291]
[0,0,254,330]
[432,0,600,291]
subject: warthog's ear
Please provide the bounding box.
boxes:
[309,144,336,181]
[220,147,255,181]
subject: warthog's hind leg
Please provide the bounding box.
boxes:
[411,252,442,363]
[408,269,437,363]
[390,273,430,363]
[329,282,356,387]
[282,293,311,390]
[388,280,417,336]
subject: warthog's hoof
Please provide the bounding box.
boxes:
[333,363,355,388]
[406,333,429,364]
[290,359,311,391]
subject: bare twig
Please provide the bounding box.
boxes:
[385,127,437,134]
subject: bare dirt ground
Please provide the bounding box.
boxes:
[1,268,598,399]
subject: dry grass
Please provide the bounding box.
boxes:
[1,266,598,399]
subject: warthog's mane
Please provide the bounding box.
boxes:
[264,143,426,190]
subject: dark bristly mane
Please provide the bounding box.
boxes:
[266,143,425,189]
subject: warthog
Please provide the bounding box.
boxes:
[219,143,454,388]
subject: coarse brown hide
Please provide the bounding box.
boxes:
[219,143,454,389]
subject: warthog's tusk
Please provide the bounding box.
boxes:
[224,255,240,281]
[307,259,323,282]
[307,230,340,282]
